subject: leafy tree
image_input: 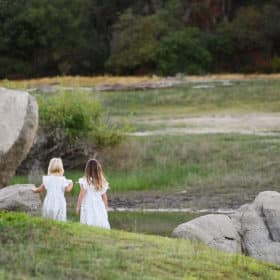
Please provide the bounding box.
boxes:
[105,9,170,74]
[157,28,212,75]
[106,1,183,74]
[209,6,268,72]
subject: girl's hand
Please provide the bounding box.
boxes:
[32,187,37,193]
[76,207,80,215]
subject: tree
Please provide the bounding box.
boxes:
[157,28,212,75]
[105,1,184,74]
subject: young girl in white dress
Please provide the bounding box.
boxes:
[76,159,110,229]
[32,158,73,221]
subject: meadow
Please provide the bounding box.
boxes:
[8,77,280,209]
[2,76,280,278]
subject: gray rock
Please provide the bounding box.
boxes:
[172,214,241,253]
[173,191,280,265]
[0,184,41,214]
[228,203,249,238]
[240,192,280,264]
[0,88,38,187]
[255,191,280,242]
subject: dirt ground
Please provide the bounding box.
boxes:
[131,113,280,136]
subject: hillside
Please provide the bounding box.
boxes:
[1,211,280,279]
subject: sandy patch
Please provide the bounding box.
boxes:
[130,113,280,136]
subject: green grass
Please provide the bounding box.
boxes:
[12,134,280,200]
[1,211,280,280]
[100,80,280,120]
[8,79,280,209]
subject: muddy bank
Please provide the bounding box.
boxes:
[108,189,262,211]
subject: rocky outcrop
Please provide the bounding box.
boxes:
[0,88,38,188]
[172,191,280,265]
[172,214,241,253]
[0,184,41,214]
[240,191,280,264]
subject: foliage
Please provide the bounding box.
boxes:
[106,9,172,74]
[157,28,212,75]
[1,0,280,76]
[37,91,124,145]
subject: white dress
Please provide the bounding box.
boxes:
[78,177,110,229]
[42,175,71,222]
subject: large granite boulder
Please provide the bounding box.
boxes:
[240,191,280,264]
[172,214,241,253]
[172,191,280,265]
[0,184,41,214]
[0,88,38,188]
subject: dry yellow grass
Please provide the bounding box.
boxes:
[0,75,159,89]
[1,74,280,89]
[184,73,280,81]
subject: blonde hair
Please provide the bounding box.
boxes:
[48,158,64,176]
[84,159,106,191]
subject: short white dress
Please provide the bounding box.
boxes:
[42,175,71,221]
[78,177,110,229]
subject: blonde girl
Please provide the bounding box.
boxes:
[33,158,73,221]
[76,159,110,229]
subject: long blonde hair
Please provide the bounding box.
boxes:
[84,159,106,190]
[48,158,64,176]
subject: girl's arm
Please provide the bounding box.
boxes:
[32,184,45,193]
[65,180,73,192]
[102,193,108,210]
[76,187,85,214]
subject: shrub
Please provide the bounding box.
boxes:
[19,91,127,171]
[157,28,212,75]
[37,91,125,146]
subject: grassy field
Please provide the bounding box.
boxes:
[99,80,280,121]
[7,78,280,208]
[1,74,280,89]
[10,133,280,209]
[1,211,280,280]
[0,75,160,89]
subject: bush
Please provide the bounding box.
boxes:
[157,28,212,75]
[20,91,127,170]
[37,91,124,146]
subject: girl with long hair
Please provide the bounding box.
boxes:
[76,159,110,229]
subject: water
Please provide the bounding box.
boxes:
[69,210,203,236]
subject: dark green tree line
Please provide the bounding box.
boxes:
[0,0,280,77]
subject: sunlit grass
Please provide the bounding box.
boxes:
[1,211,280,279]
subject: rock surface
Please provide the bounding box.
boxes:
[172,214,241,253]
[172,191,280,265]
[0,184,41,214]
[0,88,38,188]
[240,191,280,264]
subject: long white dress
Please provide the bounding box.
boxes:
[78,177,110,229]
[42,175,71,221]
